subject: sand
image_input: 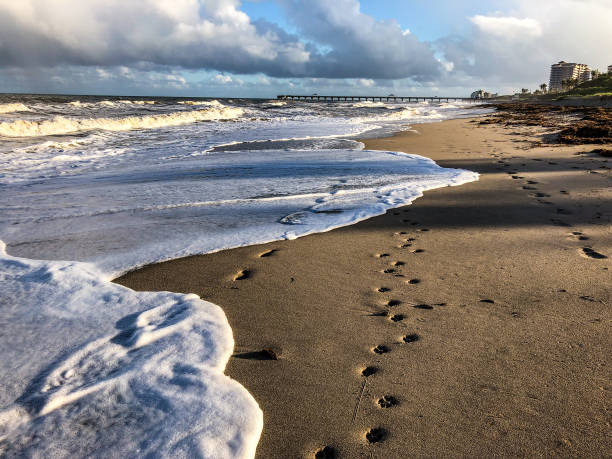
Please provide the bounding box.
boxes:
[116,117,611,458]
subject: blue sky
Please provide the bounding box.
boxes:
[0,0,610,97]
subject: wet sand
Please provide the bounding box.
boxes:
[116,117,611,458]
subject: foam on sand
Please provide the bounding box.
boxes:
[0,106,244,137]
[0,241,263,458]
[0,103,30,114]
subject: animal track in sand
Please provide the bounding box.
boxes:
[365,428,387,443]
[412,249,425,254]
[570,232,589,241]
[372,345,390,354]
[362,366,378,377]
[480,299,495,304]
[377,253,390,258]
[511,176,525,179]
[418,228,430,232]
[258,249,278,258]
[413,304,433,310]
[582,247,607,259]
[532,192,551,198]
[522,186,537,190]
[233,269,251,280]
[390,314,404,322]
[526,180,538,184]
[377,395,399,408]
[408,278,421,284]
[314,446,337,459]
[383,268,396,274]
[393,261,405,266]
[387,299,401,307]
[377,287,391,293]
[402,333,420,343]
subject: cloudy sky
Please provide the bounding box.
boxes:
[1,0,610,97]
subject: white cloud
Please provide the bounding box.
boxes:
[470,15,543,38]
[0,0,311,76]
[214,74,233,84]
[0,0,441,81]
[358,78,375,87]
[439,0,612,89]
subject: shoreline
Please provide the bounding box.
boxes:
[116,116,611,457]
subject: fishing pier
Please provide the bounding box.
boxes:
[277,95,477,103]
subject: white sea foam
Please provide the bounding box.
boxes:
[0,106,244,137]
[0,103,30,114]
[0,241,263,458]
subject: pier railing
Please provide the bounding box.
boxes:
[277,95,479,102]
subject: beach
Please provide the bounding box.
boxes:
[117,114,611,457]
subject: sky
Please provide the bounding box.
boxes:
[0,0,610,98]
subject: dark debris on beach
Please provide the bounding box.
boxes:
[474,103,612,145]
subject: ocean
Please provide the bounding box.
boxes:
[0,94,488,457]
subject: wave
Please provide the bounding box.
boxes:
[0,103,30,114]
[177,100,222,106]
[0,106,244,137]
[68,100,156,108]
[352,101,390,108]
[118,100,156,105]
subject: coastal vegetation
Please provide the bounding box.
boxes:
[562,72,612,98]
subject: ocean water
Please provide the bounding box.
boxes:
[0,95,488,457]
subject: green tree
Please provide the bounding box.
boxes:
[540,83,547,93]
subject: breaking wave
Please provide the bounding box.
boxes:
[352,101,391,108]
[68,100,156,108]
[177,100,222,106]
[0,103,30,114]
[0,106,244,137]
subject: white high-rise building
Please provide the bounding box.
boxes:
[549,61,591,92]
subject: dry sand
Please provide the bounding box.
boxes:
[116,117,611,458]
